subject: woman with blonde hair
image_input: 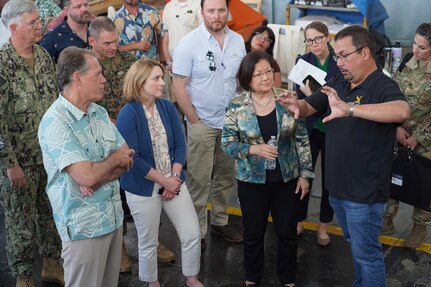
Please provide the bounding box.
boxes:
[116,59,203,287]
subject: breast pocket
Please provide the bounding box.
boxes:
[14,92,37,115]
[225,50,243,78]
[193,55,214,78]
[101,129,118,155]
[179,13,198,29]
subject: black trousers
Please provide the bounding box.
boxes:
[238,179,300,285]
[298,129,334,223]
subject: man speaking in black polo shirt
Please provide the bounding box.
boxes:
[277,25,410,287]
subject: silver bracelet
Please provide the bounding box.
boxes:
[171,172,180,178]
[348,102,355,117]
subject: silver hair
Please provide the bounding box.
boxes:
[1,0,37,30]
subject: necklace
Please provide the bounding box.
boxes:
[251,93,274,108]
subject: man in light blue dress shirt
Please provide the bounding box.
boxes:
[38,46,135,287]
[172,0,246,249]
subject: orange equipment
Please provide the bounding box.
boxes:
[227,0,267,40]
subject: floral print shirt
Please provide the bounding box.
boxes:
[113,3,163,60]
[143,104,171,175]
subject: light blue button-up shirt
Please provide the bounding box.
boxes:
[38,95,125,241]
[173,23,246,129]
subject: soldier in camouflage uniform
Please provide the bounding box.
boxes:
[88,16,136,122]
[0,0,63,286]
[382,23,431,248]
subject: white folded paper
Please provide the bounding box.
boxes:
[288,58,327,87]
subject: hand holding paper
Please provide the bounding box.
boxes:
[289,59,327,88]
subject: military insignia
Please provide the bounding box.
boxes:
[354,96,363,104]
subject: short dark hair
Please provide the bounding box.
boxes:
[335,25,376,60]
[237,51,273,92]
[245,25,276,56]
[56,46,96,90]
[201,0,229,9]
[416,23,431,45]
[89,16,117,38]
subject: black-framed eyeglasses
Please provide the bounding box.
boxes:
[304,35,325,46]
[206,51,216,71]
[332,47,365,62]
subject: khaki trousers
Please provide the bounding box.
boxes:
[186,120,235,238]
[126,184,200,282]
[62,226,123,287]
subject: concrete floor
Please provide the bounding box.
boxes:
[1,197,431,287]
[1,157,431,286]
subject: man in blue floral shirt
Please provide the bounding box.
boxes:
[113,0,162,60]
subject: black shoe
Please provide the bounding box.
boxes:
[211,224,243,243]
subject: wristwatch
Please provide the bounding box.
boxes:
[171,172,180,178]
[347,102,355,117]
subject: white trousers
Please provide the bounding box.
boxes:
[126,183,201,282]
[62,226,123,287]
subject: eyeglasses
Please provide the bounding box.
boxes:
[27,18,42,29]
[304,35,325,46]
[252,68,274,79]
[206,51,216,71]
[332,47,365,62]
[255,32,273,44]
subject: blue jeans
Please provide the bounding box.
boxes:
[329,196,386,287]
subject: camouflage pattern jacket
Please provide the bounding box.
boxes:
[98,49,136,120]
[395,57,431,159]
[0,43,58,168]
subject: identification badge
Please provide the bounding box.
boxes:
[391,174,403,187]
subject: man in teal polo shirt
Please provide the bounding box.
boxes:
[38,46,135,287]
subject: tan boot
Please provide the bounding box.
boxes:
[16,277,35,287]
[120,241,132,273]
[41,258,65,286]
[157,241,175,263]
[381,217,395,235]
[405,223,427,249]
